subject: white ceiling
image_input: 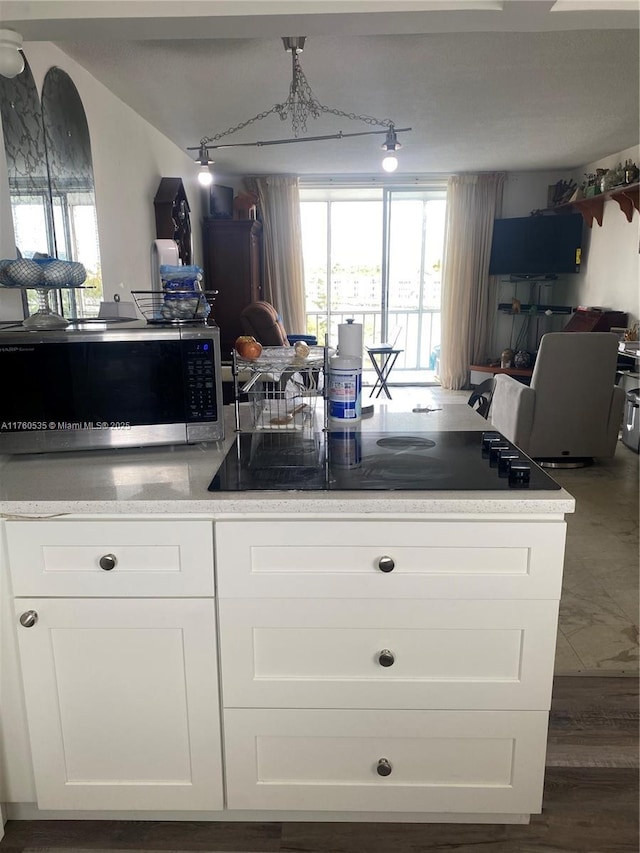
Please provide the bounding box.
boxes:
[4,1,639,177]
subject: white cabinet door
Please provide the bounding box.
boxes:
[215,520,566,599]
[15,598,223,811]
[224,708,549,814]
[0,522,36,804]
[219,598,558,710]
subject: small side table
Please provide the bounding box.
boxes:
[367,347,403,399]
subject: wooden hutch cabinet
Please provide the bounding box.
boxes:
[202,218,262,360]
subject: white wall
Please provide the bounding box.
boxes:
[566,145,640,328]
[502,170,569,217]
[0,42,239,320]
[490,153,640,358]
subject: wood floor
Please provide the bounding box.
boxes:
[1,677,637,853]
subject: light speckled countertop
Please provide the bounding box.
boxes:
[0,405,575,517]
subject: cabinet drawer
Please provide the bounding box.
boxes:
[224,708,548,814]
[215,520,566,599]
[219,598,558,710]
[6,520,214,596]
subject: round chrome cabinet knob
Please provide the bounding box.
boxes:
[378,556,395,573]
[98,553,117,571]
[19,610,38,628]
[378,649,395,667]
[376,758,393,777]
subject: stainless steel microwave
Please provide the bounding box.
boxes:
[0,323,224,454]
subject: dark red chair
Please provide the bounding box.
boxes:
[240,301,317,347]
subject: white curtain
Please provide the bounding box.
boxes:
[244,175,306,334]
[440,172,505,390]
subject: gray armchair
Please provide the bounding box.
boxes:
[490,332,625,465]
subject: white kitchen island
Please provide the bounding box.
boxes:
[0,404,575,827]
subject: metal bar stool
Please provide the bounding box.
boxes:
[366,347,403,399]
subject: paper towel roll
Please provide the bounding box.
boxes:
[338,321,363,358]
[151,239,180,290]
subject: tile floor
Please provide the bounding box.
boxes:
[369,383,640,675]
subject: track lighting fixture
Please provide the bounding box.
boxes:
[189,37,410,179]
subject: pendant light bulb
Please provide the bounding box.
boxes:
[0,30,25,78]
[198,164,214,186]
[196,144,214,186]
[382,155,399,173]
[381,126,401,173]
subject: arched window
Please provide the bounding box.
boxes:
[0,56,51,257]
[41,66,101,317]
[0,59,102,318]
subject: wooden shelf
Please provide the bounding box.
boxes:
[549,182,640,228]
[470,364,533,378]
[497,303,573,315]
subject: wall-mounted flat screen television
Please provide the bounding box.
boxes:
[489,213,583,276]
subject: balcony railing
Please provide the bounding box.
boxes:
[306,308,441,373]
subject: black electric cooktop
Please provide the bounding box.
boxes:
[208,430,561,492]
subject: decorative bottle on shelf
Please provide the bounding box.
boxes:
[514,350,532,369]
[598,168,610,193]
[624,160,639,185]
[606,163,625,189]
[500,348,514,369]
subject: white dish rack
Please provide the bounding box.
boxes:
[232,346,330,433]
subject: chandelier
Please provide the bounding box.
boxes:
[189,37,411,184]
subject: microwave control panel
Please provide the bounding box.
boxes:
[183,339,217,421]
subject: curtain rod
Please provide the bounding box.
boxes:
[299,175,449,188]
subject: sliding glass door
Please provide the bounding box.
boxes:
[300,185,446,382]
[386,190,446,376]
